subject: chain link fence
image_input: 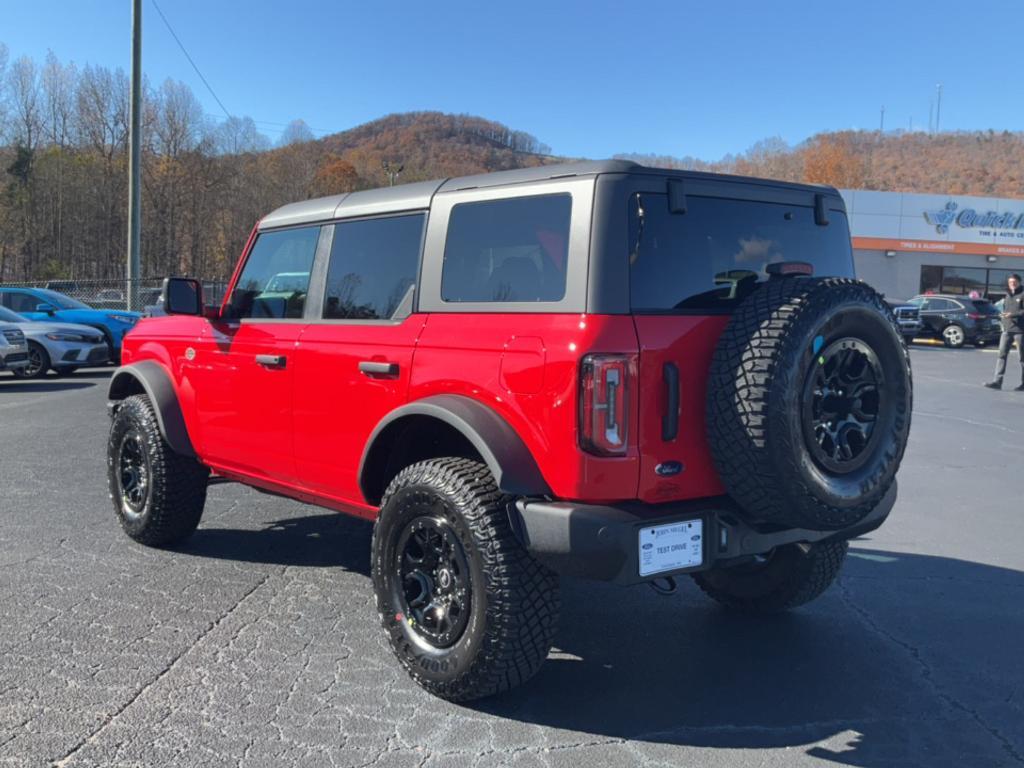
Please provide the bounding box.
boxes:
[0,278,230,314]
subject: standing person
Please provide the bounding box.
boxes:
[985,273,1024,390]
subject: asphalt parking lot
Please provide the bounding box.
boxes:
[1,346,1023,768]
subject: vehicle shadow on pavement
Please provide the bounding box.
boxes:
[474,548,1023,767]
[182,512,373,574]
[0,380,97,392]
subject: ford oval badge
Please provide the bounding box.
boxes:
[655,461,683,477]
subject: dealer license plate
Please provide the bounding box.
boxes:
[638,519,703,577]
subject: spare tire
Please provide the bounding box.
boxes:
[707,277,912,531]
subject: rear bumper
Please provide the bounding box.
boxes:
[510,482,897,585]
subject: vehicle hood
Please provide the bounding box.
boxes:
[18,321,105,339]
[50,309,141,324]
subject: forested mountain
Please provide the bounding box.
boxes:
[0,46,555,282]
[2,43,1023,283]
[616,129,1024,198]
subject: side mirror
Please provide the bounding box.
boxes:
[163,277,204,316]
[35,303,57,315]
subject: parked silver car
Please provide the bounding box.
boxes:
[0,305,109,378]
[0,323,29,374]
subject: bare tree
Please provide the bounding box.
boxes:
[278,118,314,146]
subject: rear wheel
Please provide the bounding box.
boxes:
[107,394,209,546]
[371,457,560,701]
[942,324,966,348]
[12,341,50,379]
[692,540,848,613]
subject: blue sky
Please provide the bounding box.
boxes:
[3,0,1023,159]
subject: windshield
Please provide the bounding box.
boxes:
[0,306,25,323]
[34,289,90,310]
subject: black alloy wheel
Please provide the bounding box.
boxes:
[801,338,885,475]
[371,457,560,701]
[394,516,472,649]
[106,394,209,546]
[116,431,151,517]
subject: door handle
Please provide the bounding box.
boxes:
[662,362,680,441]
[359,360,400,377]
[255,354,287,368]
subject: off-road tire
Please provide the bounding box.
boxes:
[707,277,912,531]
[372,457,560,701]
[12,341,50,379]
[107,394,209,546]
[692,540,848,613]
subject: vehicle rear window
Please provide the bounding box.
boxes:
[970,300,998,314]
[441,193,570,303]
[628,194,854,313]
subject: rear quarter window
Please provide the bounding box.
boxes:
[441,193,571,303]
[629,194,853,313]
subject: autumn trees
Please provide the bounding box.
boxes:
[2,44,1024,284]
[0,47,556,283]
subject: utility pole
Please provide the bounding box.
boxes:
[879,105,885,133]
[127,0,142,311]
[382,160,404,186]
[935,83,943,133]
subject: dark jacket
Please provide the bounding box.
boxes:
[1003,286,1024,332]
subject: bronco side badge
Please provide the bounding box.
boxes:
[655,461,683,477]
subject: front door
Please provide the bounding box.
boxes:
[190,224,322,486]
[292,212,427,504]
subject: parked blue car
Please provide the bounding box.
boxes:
[0,287,140,362]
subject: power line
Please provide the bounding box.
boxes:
[150,0,232,120]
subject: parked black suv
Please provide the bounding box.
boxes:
[908,294,1002,348]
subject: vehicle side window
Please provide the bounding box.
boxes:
[323,214,425,320]
[226,226,320,319]
[441,193,571,303]
[4,292,39,313]
[928,299,952,311]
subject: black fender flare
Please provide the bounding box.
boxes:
[107,361,196,458]
[358,394,551,505]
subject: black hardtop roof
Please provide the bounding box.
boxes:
[258,159,839,230]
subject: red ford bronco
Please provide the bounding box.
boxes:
[107,160,912,700]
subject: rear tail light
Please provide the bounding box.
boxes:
[579,353,635,456]
[968,313,984,320]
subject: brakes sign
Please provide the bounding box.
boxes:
[638,519,703,577]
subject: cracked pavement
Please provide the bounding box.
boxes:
[1,347,1023,767]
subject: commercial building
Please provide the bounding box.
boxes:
[840,188,1024,301]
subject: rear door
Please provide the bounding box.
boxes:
[918,298,951,336]
[628,184,855,504]
[292,213,427,504]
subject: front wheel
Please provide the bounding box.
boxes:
[107,394,209,546]
[692,540,849,614]
[942,324,966,348]
[371,457,560,701]
[11,341,50,379]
